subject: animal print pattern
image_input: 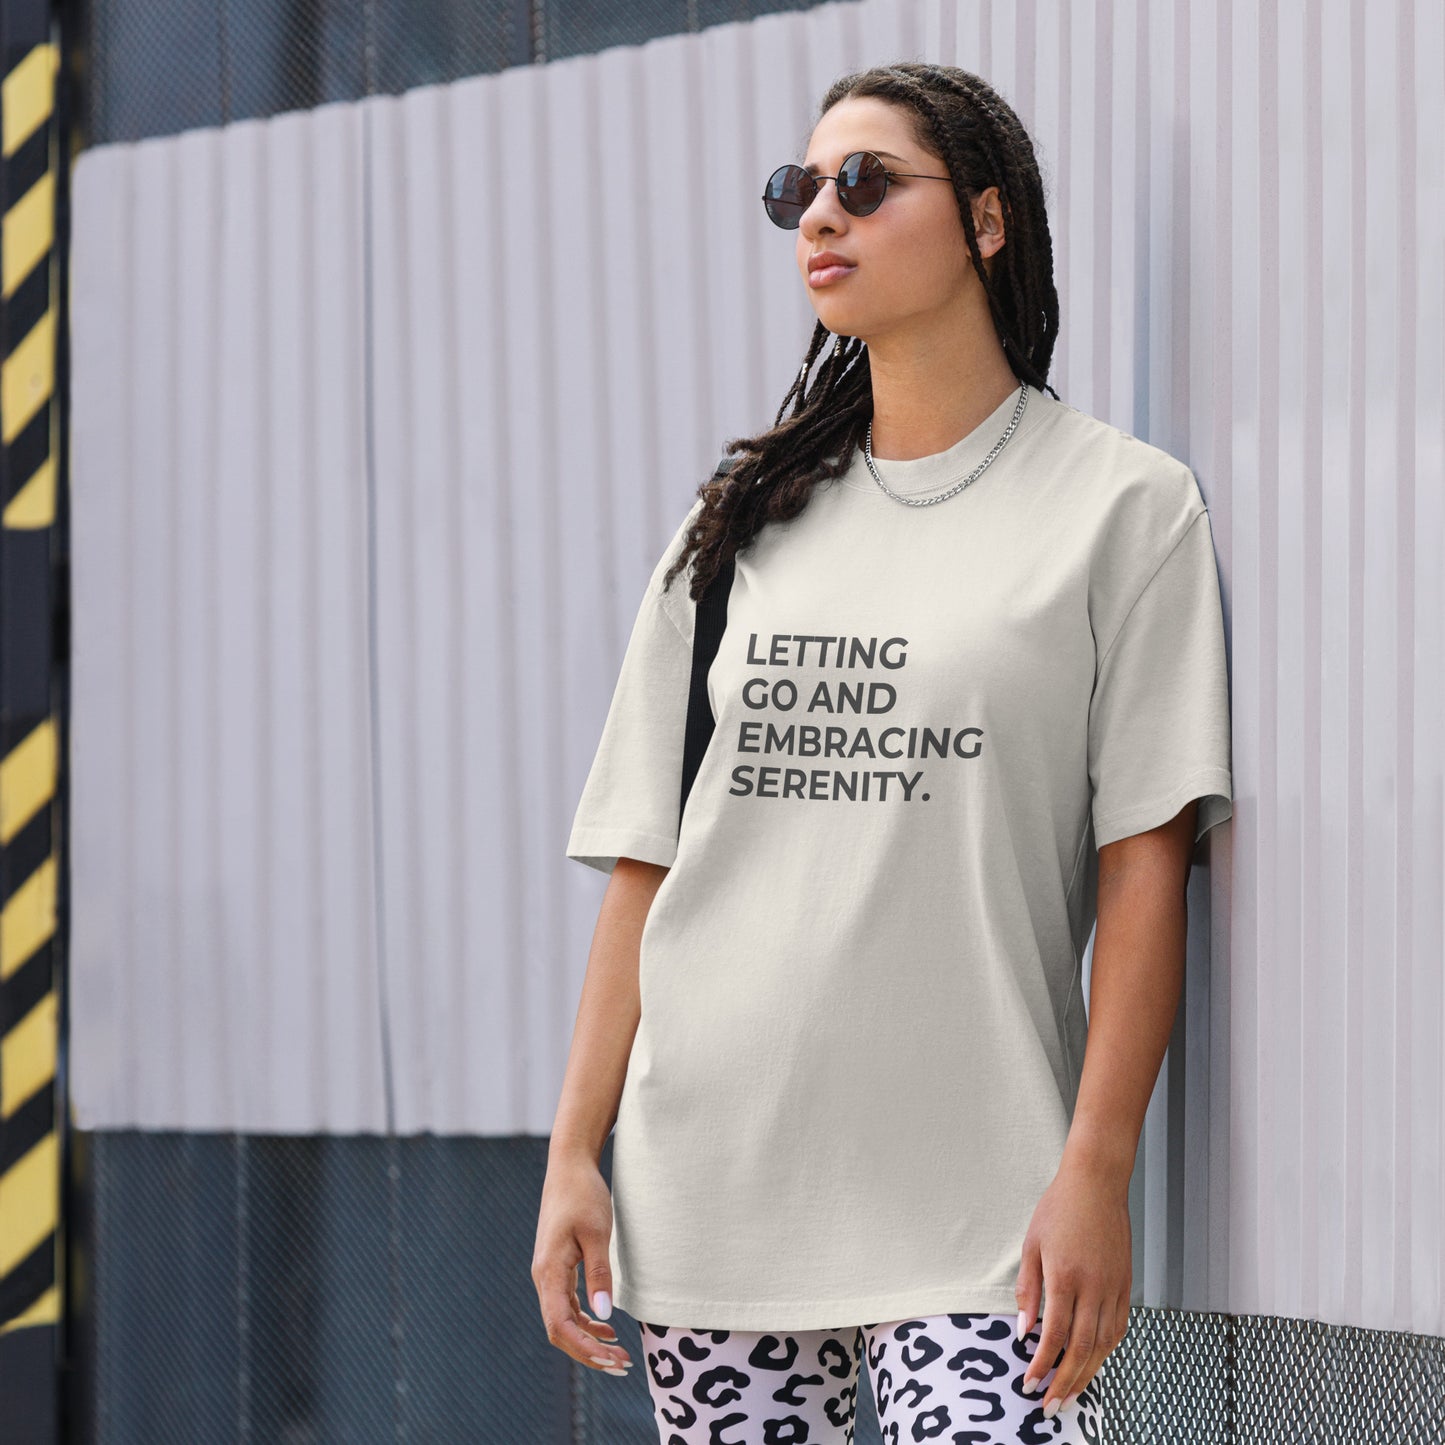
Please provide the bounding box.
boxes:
[639,1311,1104,1443]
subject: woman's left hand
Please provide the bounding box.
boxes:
[1013,1155,1132,1417]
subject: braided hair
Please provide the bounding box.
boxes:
[661,62,1060,603]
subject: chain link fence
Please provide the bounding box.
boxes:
[69,1131,1445,1443]
[74,1131,850,1443]
[70,0,838,146]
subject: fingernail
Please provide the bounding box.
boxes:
[1016,1309,1027,1340]
[602,1366,628,1377]
[1043,1396,1061,1418]
[1064,1393,1079,1411]
[593,1291,612,1320]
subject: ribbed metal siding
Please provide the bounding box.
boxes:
[69,107,386,1132]
[67,0,1445,1336]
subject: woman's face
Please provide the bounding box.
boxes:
[794,96,1002,347]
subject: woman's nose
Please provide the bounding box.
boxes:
[800,179,848,238]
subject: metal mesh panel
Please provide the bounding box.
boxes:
[72,1129,1445,1444]
[70,0,847,147]
[77,1130,624,1442]
[70,1126,879,1443]
[1101,1307,1445,1445]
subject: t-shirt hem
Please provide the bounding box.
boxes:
[1092,767,1234,849]
[565,825,678,873]
[614,1279,1023,1332]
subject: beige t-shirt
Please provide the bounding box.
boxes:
[565,381,1233,1331]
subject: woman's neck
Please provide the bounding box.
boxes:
[864,338,1019,463]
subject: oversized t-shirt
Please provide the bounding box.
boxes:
[564,380,1233,1332]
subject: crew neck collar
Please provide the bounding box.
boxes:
[837,381,1050,497]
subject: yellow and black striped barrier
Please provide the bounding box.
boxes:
[0,0,64,1437]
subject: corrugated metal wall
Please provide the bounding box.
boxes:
[66,0,1445,1337]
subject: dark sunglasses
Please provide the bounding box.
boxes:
[761,150,953,229]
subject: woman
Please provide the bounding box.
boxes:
[534,61,1232,1444]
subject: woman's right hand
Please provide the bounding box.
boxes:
[532,1152,635,1377]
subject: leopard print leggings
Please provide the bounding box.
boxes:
[639,1312,1105,1444]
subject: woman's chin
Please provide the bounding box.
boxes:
[810,303,866,337]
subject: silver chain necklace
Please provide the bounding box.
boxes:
[863,383,1029,506]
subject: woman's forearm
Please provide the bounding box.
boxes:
[1059,803,1198,1189]
[548,856,669,1166]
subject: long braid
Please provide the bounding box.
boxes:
[885,64,1059,392]
[942,67,1060,385]
[662,63,1061,603]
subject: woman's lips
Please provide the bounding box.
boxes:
[808,263,856,287]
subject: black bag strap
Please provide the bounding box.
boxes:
[679,455,739,826]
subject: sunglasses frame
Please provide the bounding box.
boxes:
[761,150,953,229]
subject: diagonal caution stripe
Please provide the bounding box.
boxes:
[3,169,53,299]
[1,307,53,445]
[2,990,56,1120]
[0,857,56,981]
[0,1131,56,1277]
[0,720,56,845]
[1,44,57,159]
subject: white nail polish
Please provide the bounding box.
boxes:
[593,1290,613,1320]
[1016,1310,1027,1340]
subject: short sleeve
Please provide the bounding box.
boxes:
[564,507,699,874]
[1088,507,1234,848]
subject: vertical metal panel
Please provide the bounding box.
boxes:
[66,0,1445,1338]
[69,105,385,1133]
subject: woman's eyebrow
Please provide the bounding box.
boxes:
[802,149,911,175]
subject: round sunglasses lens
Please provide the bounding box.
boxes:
[837,152,887,215]
[762,164,814,229]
